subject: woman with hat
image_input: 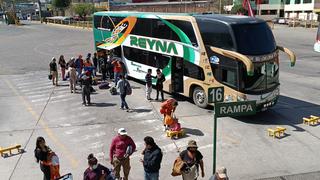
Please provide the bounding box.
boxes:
[179,140,205,180]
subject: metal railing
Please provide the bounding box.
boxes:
[45,18,93,29]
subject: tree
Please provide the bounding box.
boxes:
[52,0,71,15]
[230,3,247,15]
[72,3,94,21]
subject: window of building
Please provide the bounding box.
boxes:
[261,0,269,4]
[303,0,311,3]
[295,0,301,4]
[183,61,205,81]
[285,0,290,4]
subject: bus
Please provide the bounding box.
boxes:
[92,11,296,111]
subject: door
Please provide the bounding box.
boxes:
[171,57,184,93]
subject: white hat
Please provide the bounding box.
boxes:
[118,128,127,135]
[217,167,227,178]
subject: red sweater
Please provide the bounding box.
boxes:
[109,135,136,161]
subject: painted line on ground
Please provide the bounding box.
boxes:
[4,78,79,168]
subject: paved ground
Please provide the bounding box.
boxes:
[0,21,320,180]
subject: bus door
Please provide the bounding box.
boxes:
[171,57,184,93]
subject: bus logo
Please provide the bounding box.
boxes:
[210,56,220,64]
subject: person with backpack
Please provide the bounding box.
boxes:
[58,55,67,81]
[49,57,58,86]
[84,153,113,180]
[81,71,93,106]
[34,136,60,180]
[145,69,153,100]
[155,69,166,101]
[140,136,163,180]
[110,128,136,180]
[116,75,131,111]
[179,140,204,180]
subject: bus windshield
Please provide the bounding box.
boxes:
[241,61,279,94]
[232,23,276,55]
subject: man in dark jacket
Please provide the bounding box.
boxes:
[49,57,58,86]
[81,71,92,106]
[140,136,162,180]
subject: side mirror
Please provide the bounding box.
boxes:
[277,46,296,67]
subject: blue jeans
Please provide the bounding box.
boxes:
[120,93,129,109]
[114,72,120,85]
[144,171,159,180]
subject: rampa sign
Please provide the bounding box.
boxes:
[215,101,256,117]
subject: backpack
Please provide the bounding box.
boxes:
[109,86,117,95]
[124,81,132,95]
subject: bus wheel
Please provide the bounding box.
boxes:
[193,87,208,108]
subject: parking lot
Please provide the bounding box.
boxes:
[0,22,319,180]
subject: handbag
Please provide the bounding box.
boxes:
[171,157,185,176]
[48,74,53,80]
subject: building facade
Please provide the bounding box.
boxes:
[284,0,318,20]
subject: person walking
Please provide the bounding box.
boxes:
[68,58,77,93]
[34,136,61,180]
[112,59,122,85]
[179,140,205,180]
[109,128,136,180]
[92,52,98,76]
[145,69,153,100]
[84,153,112,180]
[49,57,58,86]
[210,167,228,180]
[140,136,163,180]
[155,69,165,101]
[99,53,107,82]
[58,55,66,81]
[116,75,131,111]
[81,71,92,106]
[75,55,84,78]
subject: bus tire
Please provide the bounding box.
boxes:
[192,87,208,108]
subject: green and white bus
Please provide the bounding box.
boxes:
[93,11,296,111]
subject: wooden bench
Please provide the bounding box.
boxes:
[0,144,23,157]
[303,115,320,125]
[267,126,287,138]
[166,129,185,139]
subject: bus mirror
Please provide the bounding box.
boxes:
[277,46,296,67]
[210,46,254,76]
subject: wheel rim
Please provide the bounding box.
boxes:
[195,90,205,104]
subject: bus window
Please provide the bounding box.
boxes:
[170,20,198,47]
[183,61,205,81]
[123,47,170,69]
[222,69,237,87]
[232,23,276,55]
[94,15,124,31]
[196,20,234,50]
[131,18,153,37]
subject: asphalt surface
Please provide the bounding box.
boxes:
[0,21,320,180]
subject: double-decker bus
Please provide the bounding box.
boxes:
[93,11,296,111]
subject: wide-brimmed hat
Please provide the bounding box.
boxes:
[118,128,127,135]
[217,167,227,178]
[187,140,198,148]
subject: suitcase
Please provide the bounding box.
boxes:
[109,86,117,95]
[98,82,110,89]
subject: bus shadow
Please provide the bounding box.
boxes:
[233,95,320,132]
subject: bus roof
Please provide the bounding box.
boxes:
[193,14,265,25]
[94,11,192,17]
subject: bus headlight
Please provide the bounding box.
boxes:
[225,95,233,102]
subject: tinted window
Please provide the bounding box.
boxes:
[184,61,205,81]
[94,15,124,31]
[197,20,234,50]
[123,46,170,69]
[131,18,153,37]
[232,22,276,55]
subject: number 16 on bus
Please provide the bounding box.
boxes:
[208,87,224,103]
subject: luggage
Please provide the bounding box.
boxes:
[109,86,117,95]
[171,157,185,176]
[98,82,110,89]
[48,74,52,80]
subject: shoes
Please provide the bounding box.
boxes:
[126,108,130,112]
[87,102,91,106]
[120,107,124,110]
[155,98,158,101]
[82,103,86,106]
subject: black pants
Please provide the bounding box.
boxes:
[82,86,91,104]
[40,164,50,180]
[156,88,164,100]
[101,68,107,81]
